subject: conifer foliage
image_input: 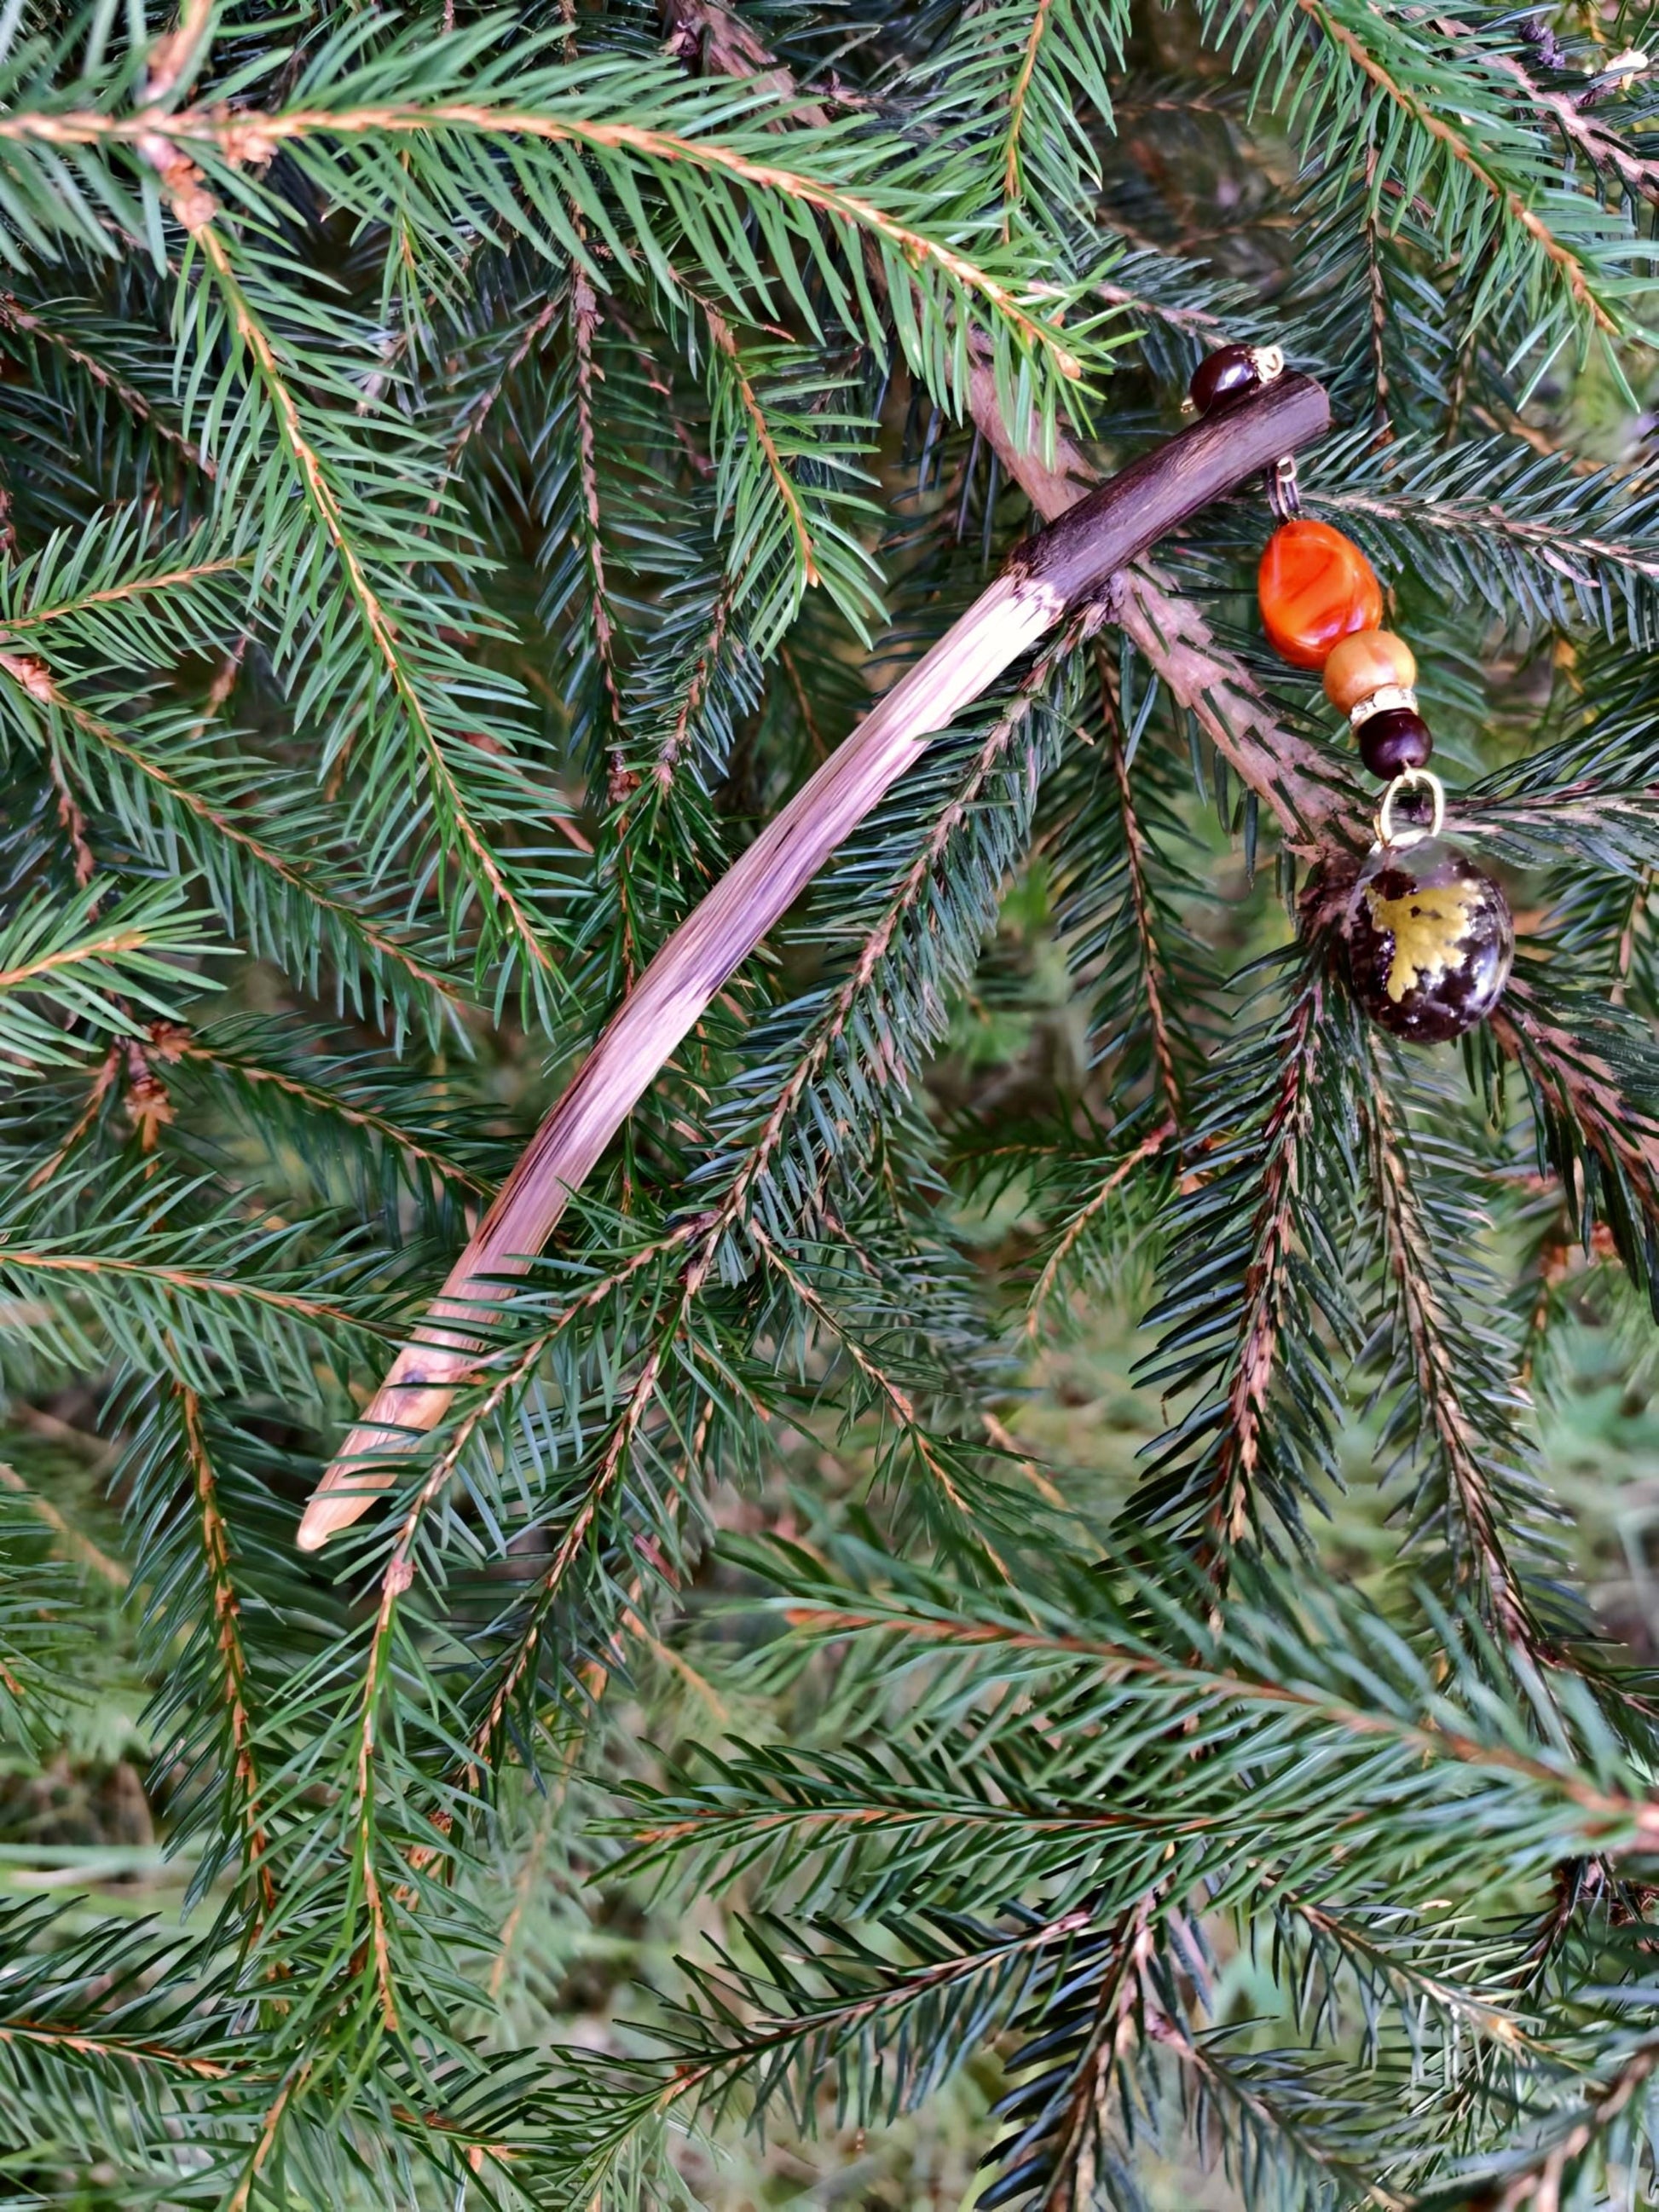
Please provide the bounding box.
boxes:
[7,0,1659,2203]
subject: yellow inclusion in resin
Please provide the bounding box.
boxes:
[1364,880,1479,1002]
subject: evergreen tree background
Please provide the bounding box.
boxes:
[8,0,1659,2203]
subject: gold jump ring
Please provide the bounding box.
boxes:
[1374,766,1446,849]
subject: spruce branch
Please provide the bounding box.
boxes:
[5,86,1090,382]
[1415,2038,1659,2211]
[1105,695,1182,1123]
[1026,1119,1174,1341]
[1277,0,1630,342]
[1490,972,1659,1302]
[0,1459,126,1589]
[0,290,215,476]
[763,1568,1659,1849]
[1115,566,1356,846]
[13,663,474,1024]
[1130,956,1350,1558]
[151,1025,491,1200]
[1361,1051,1569,1663]
[749,1222,1014,1574]
[0,880,215,1071]
[1143,2009,1408,2210]
[567,263,630,805]
[189,228,565,1002]
[1003,1892,1152,2211]
[1477,44,1659,211]
[1202,972,1327,1568]
[1309,431,1659,644]
[6,7,1655,2192]
[176,1386,275,1922]
[641,1908,1100,2128]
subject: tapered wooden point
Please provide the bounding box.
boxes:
[298,373,1332,1551]
[296,1499,340,1553]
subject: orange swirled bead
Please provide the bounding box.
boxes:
[1257,519,1383,670]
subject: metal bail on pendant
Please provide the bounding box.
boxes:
[1268,453,1301,523]
[1374,765,1446,850]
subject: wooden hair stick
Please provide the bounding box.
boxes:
[297,370,1331,1551]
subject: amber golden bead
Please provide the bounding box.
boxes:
[1323,628,1417,714]
[1257,519,1383,670]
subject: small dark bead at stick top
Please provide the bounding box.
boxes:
[1359,707,1433,779]
[1188,345,1261,415]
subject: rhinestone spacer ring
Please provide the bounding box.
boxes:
[1350,684,1418,728]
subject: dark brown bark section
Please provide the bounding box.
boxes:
[1015,374,1328,604]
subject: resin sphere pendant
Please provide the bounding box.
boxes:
[1344,814,1513,1044]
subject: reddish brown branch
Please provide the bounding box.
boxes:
[1365,1066,1541,1651]
[1101,673,1182,1118]
[1114,568,1352,847]
[179,1389,275,1923]
[1205,978,1325,1564]
[1491,977,1659,1224]
[1026,1119,1175,1341]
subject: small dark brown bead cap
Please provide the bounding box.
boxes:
[1359,707,1433,779]
[1188,344,1262,416]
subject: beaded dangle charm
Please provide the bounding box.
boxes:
[1343,776,1513,1042]
[1185,345,1515,1044]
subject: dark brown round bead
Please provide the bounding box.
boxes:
[1344,836,1513,1044]
[1188,344,1261,416]
[1359,707,1433,779]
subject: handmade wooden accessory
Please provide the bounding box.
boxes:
[296,367,1333,1551]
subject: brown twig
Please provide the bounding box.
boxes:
[1204,975,1326,1568]
[1114,566,1356,848]
[1365,1061,1543,1652]
[179,1388,275,1923]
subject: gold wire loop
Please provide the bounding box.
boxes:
[1375,766,1446,849]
